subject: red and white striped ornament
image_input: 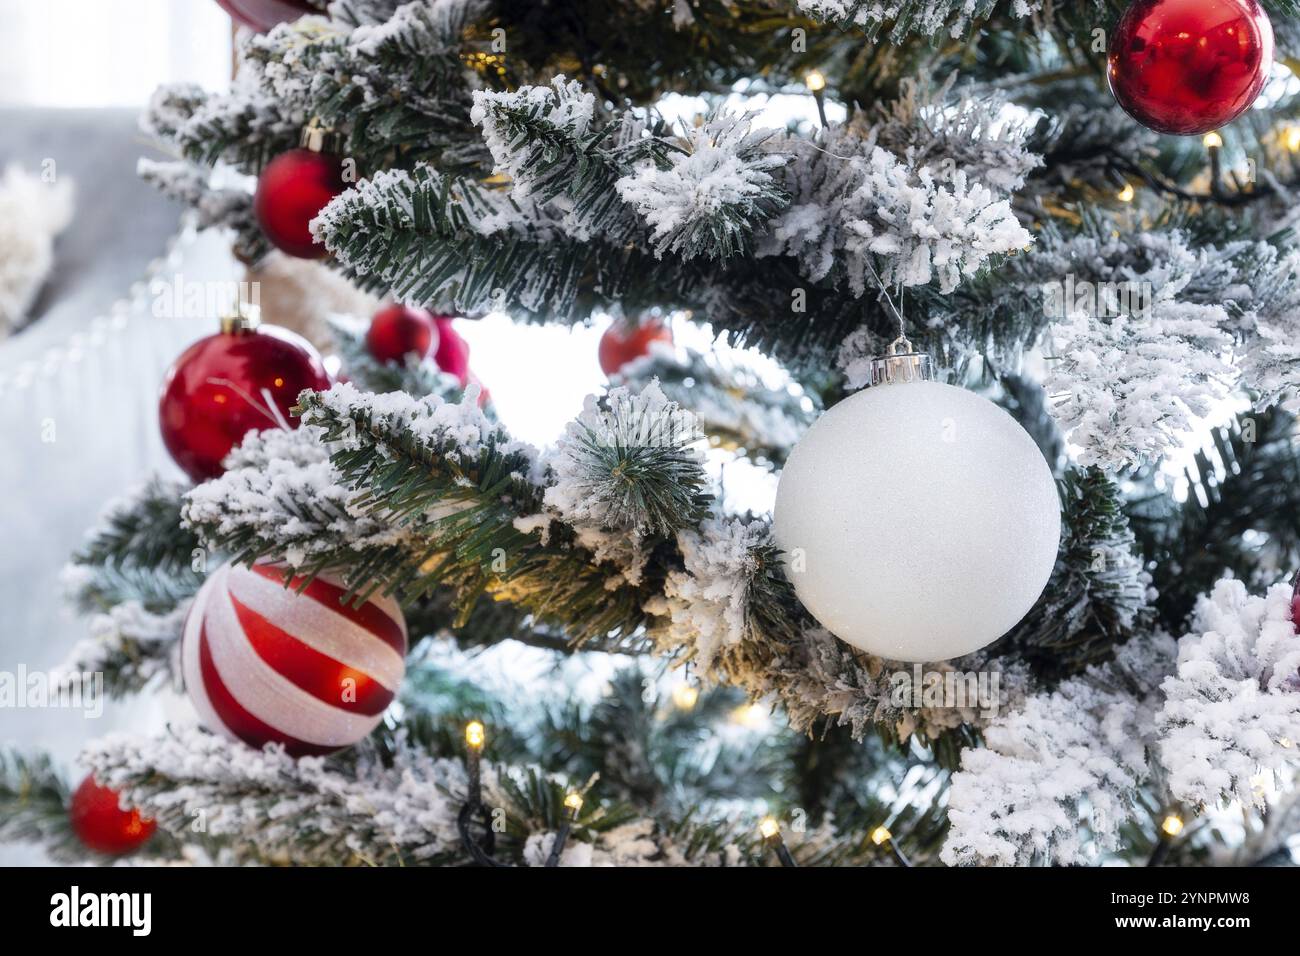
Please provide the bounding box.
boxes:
[181,561,407,756]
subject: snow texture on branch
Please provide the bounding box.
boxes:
[656,515,773,671]
[616,113,788,261]
[82,726,482,866]
[470,76,673,243]
[538,381,708,583]
[81,726,746,866]
[943,635,1176,866]
[1233,246,1300,414]
[948,575,1300,865]
[1046,307,1233,471]
[761,122,1033,295]
[1157,579,1300,809]
[864,77,1042,195]
[311,163,633,319]
[1039,228,1244,470]
[57,601,189,698]
[305,380,537,469]
[794,0,1042,42]
[183,423,423,571]
[473,77,597,199]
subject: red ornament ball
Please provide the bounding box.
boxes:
[254,148,347,259]
[1108,0,1273,136]
[598,317,673,376]
[433,316,471,386]
[216,0,317,32]
[159,316,330,483]
[69,776,156,856]
[366,305,439,365]
[181,561,408,757]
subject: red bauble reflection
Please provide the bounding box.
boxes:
[433,316,471,385]
[254,148,347,259]
[366,305,438,365]
[159,320,330,483]
[598,317,673,376]
[216,0,317,33]
[1108,0,1273,136]
[69,776,156,856]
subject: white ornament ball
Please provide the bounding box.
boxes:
[181,560,407,756]
[773,380,1060,662]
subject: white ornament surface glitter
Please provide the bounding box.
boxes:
[773,380,1059,661]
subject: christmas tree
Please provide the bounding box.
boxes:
[9,0,1300,869]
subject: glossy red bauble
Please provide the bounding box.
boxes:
[216,0,317,32]
[598,317,674,376]
[254,148,348,259]
[366,305,439,365]
[1108,0,1273,136]
[433,316,471,386]
[69,776,156,856]
[159,318,331,483]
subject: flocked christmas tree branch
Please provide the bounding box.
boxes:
[52,662,947,867]
[162,376,1148,749]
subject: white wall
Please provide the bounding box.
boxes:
[0,0,232,107]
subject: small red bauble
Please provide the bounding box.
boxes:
[1108,0,1273,136]
[254,148,347,259]
[69,776,156,856]
[433,316,471,385]
[598,317,673,376]
[216,0,317,32]
[159,312,330,483]
[366,305,439,365]
[181,560,408,757]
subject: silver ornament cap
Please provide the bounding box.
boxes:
[867,336,935,387]
[219,302,262,335]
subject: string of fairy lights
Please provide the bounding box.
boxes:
[456,715,1199,867]
[465,717,803,868]
[1113,125,1300,205]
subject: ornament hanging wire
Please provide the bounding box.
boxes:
[861,259,935,387]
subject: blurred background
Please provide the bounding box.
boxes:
[0,0,793,863]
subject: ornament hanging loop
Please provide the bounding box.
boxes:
[299,117,344,154]
[868,336,935,387]
[219,301,262,335]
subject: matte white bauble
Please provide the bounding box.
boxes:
[773,380,1060,662]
